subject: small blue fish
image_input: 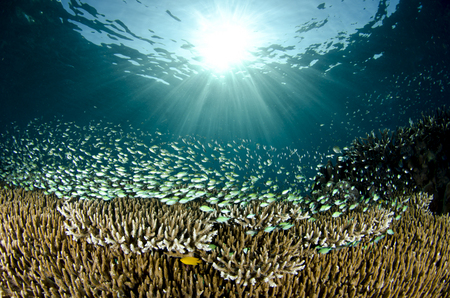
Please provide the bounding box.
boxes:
[216,216,230,223]
[319,204,331,212]
[318,247,333,254]
[199,205,214,212]
[264,226,276,233]
[332,211,342,218]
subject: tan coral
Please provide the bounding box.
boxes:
[57,197,217,255]
[202,204,393,288]
[212,201,310,231]
[204,225,309,287]
[1,187,450,297]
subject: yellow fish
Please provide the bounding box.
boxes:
[180,256,202,266]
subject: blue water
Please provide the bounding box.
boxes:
[1,0,449,159]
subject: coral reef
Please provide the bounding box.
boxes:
[57,198,217,255]
[203,205,393,288]
[314,106,450,214]
[56,195,394,288]
[1,187,449,297]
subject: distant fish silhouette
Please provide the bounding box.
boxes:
[166,10,181,22]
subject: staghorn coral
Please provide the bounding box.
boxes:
[290,202,450,298]
[57,195,393,288]
[0,187,230,297]
[303,206,393,248]
[212,200,311,230]
[408,191,434,213]
[201,205,393,288]
[204,225,310,288]
[56,197,217,255]
[1,187,450,297]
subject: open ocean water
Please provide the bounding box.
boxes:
[1,0,448,148]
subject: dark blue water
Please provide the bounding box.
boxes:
[1,0,449,158]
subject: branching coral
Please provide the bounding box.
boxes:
[212,201,310,231]
[1,187,449,297]
[203,225,309,287]
[57,197,217,255]
[198,204,393,288]
[314,106,450,214]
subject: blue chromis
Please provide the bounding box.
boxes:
[332,211,342,218]
[279,222,295,230]
[199,205,215,212]
[264,226,276,233]
[332,146,342,154]
[319,204,332,212]
[318,247,333,254]
[216,216,231,223]
[180,256,202,266]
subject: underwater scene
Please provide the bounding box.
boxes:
[0,0,449,297]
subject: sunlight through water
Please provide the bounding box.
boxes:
[48,0,421,145]
[197,23,254,71]
[191,2,267,72]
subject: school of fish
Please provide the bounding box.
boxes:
[0,118,406,225]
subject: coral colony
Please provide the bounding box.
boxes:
[0,107,449,297]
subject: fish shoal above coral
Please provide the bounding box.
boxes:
[313,106,450,215]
